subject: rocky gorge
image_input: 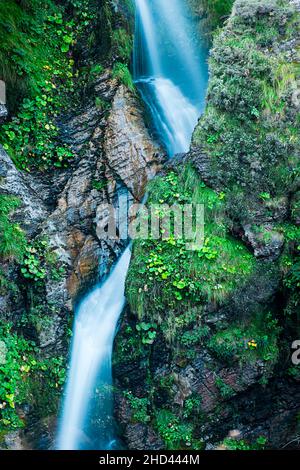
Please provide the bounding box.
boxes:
[0,0,163,449]
[0,0,299,452]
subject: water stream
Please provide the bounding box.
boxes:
[134,0,208,155]
[57,0,208,450]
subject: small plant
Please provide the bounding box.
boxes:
[95,97,110,112]
[90,64,104,75]
[112,62,135,91]
[0,0,99,171]
[0,196,26,261]
[155,409,193,450]
[215,376,235,399]
[124,391,150,424]
[198,238,218,260]
[208,316,280,364]
[136,322,157,345]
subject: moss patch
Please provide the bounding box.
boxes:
[127,166,256,334]
[0,321,65,432]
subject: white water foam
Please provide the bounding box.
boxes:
[57,248,131,449]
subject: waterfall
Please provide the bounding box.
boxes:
[134,0,208,155]
[57,248,131,450]
[57,0,208,450]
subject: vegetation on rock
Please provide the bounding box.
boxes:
[114,0,300,450]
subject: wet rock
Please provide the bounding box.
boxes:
[104,85,163,200]
[243,224,284,260]
[0,146,48,236]
[125,424,164,450]
[0,104,7,123]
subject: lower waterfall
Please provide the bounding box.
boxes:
[57,248,131,449]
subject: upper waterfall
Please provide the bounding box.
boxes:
[134,0,208,155]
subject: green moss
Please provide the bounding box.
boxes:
[112,28,133,62]
[221,436,267,450]
[215,377,235,399]
[124,391,150,424]
[180,325,210,347]
[112,62,135,91]
[183,395,202,419]
[0,1,102,171]
[192,1,300,214]
[0,195,26,261]
[127,166,256,337]
[113,323,146,366]
[0,322,65,431]
[155,409,194,450]
[208,313,280,365]
[0,0,59,111]
[277,222,300,320]
[0,1,75,170]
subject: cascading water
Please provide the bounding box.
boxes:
[134,0,208,155]
[57,248,131,449]
[57,0,208,450]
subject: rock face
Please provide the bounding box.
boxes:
[0,104,7,123]
[0,147,48,236]
[0,66,163,447]
[104,86,161,200]
[114,0,300,451]
[41,77,162,313]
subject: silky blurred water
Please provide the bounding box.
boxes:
[134,0,208,155]
[57,0,208,450]
[57,248,131,449]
